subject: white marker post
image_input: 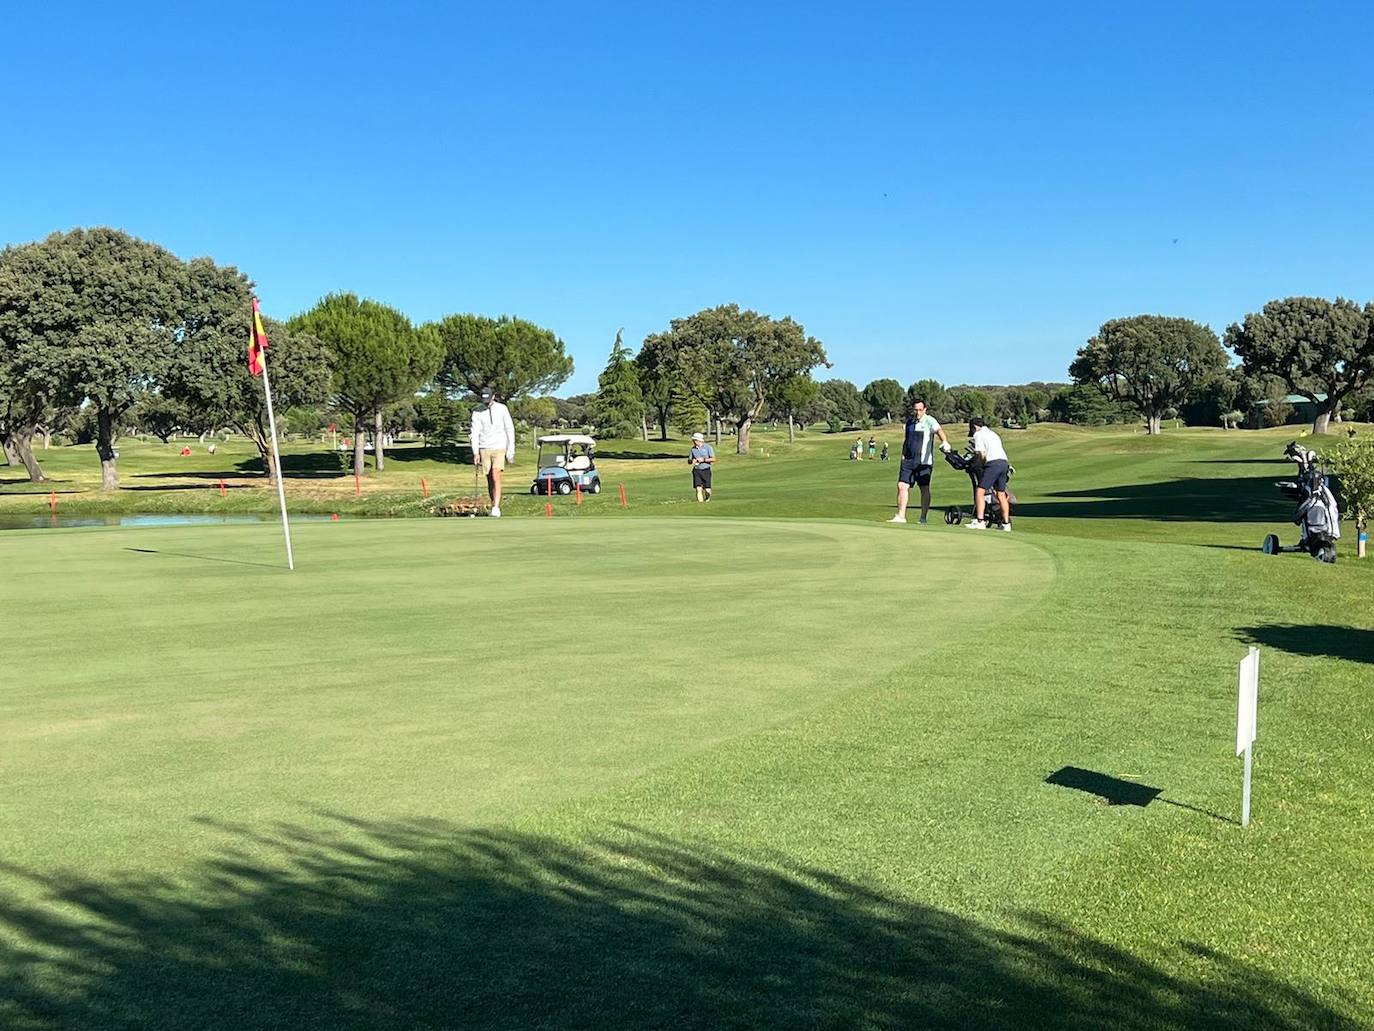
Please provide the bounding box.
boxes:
[251,297,294,571]
[259,356,295,571]
[1236,646,1259,827]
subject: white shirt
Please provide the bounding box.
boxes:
[971,426,1007,463]
[470,401,516,459]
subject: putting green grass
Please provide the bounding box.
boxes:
[2,428,1372,1029]
[1,519,1050,857]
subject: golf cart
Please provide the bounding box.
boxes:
[1263,441,1339,563]
[530,434,602,496]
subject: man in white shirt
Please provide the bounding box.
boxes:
[470,385,516,517]
[966,417,1012,531]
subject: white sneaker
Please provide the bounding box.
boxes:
[999,523,1012,532]
[917,516,928,525]
[490,506,502,518]
[887,515,906,524]
[966,519,986,529]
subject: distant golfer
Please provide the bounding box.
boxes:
[689,431,715,502]
[470,385,516,517]
[888,398,950,524]
[966,417,1011,531]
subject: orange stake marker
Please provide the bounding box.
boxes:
[545,502,553,518]
[575,481,582,505]
[618,483,627,508]
[48,491,57,512]
[421,477,429,498]
[219,479,227,498]
[545,474,553,497]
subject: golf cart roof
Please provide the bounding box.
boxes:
[537,434,596,446]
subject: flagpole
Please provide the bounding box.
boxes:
[259,351,295,571]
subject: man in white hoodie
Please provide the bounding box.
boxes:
[470,385,516,517]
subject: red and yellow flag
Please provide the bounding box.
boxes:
[248,297,269,376]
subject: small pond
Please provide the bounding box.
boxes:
[0,514,337,531]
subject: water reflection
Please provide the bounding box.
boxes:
[0,514,336,531]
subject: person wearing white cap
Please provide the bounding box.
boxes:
[688,431,715,502]
[470,385,516,517]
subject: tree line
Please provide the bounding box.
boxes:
[1068,303,1374,436]
[0,229,574,488]
[5,228,1371,491]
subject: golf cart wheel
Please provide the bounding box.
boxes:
[944,506,961,525]
[530,484,539,495]
[590,480,602,494]
[1261,534,1279,555]
[557,480,573,495]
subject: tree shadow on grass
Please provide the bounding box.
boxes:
[595,449,684,460]
[0,815,1355,1030]
[1237,625,1374,665]
[1190,458,1290,466]
[382,444,473,465]
[134,452,351,481]
[1014,476,1289,523]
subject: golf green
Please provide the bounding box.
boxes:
[2,518,1051,871]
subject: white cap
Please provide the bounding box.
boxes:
[692,432,705,442]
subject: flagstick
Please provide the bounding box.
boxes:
[259,353,295,571]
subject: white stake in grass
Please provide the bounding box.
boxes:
[1236,646,1259,827]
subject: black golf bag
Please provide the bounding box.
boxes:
[941,448,1015,525]
[1264,442,1339,563]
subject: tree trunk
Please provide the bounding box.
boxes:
[10,427,45,482]
[1313,409,1331,435]
[374,411,386,471]
[658,406,669,441]
[258,440,278,484]
[96,409,119,490]
[737,417,752,455]
[41,427,51,449]
[788,414,795,444]
[1146,412,1162,435]
[2,436,16,466]
[354,420,366,475]
[714,416,722,448]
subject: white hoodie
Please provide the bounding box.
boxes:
[470,401,516,460]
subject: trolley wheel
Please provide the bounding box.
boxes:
[1261,534,1279,555]
[944,506,962,525]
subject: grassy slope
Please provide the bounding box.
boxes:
[1,424,1371,1029]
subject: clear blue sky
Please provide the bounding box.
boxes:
[4,1,1372,394]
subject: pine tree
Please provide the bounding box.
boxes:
[592,330,645,439]
[672,388,709,437]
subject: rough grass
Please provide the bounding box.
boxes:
[1,424,1371,1029]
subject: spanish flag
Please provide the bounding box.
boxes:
[248,297,269,376]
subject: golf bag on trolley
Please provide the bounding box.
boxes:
[1264,442,1339,563]
[941,448,1015,525]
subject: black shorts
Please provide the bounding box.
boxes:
[898,459,933,487]
[692,465,712,488]
[979,459,1009,491]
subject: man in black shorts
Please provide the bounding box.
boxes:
[689,431,715,502]
[888,398,951,524]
